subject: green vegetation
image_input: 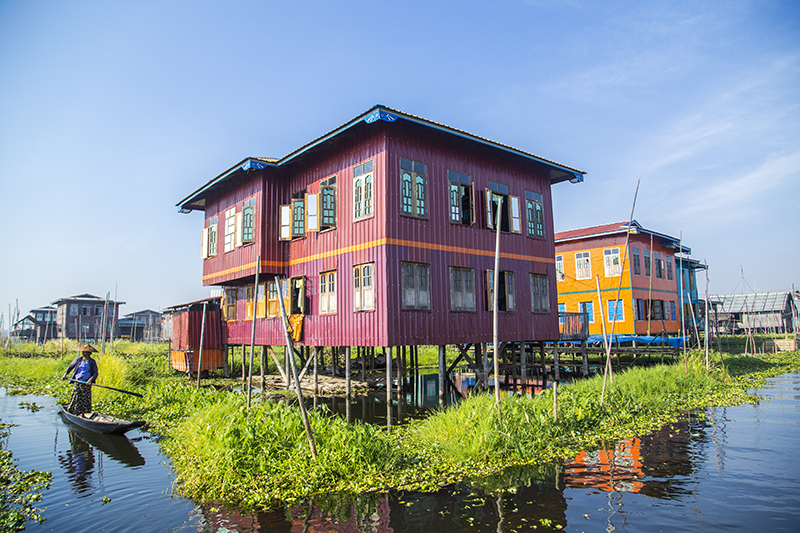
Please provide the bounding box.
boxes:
[0,423,52,531]
[1,343,799,512]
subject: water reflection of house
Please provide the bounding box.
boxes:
[565,437,645,493]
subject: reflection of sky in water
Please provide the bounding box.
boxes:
[2,372,799,532]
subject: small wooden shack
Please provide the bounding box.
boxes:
[167,297,226,374]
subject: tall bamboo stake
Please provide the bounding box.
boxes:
[275,279,317,459]
[704,262,710,369]
[247,255,261,410]
[596,275,612,407]
[196,301,207,389]
[492,196,503,417]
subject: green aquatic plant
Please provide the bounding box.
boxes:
[0,423,52,531]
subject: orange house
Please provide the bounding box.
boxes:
[554,221,690,336]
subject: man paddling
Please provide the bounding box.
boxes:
[62,344,99,415]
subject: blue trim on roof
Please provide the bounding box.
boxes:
[364,109,398,123]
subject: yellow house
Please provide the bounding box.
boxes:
[555,221,690,336]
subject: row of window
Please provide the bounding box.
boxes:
[202,197,256,258]
[558,298,678,323]
[555,248,675,281]
[69,304,109,317]
[276,158,547,243]
[222,265,551,320]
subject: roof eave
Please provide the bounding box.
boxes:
[177,158,277,212]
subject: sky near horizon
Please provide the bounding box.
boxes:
[1,0,798,326]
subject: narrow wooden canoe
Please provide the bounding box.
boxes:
[59,405,145,435]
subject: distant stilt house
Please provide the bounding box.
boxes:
[52,294,123,342]
[711,291,799,334]
[176,105,585,384]
[11,306,58,342]
[118,310,163,342]
[554,221,700,337]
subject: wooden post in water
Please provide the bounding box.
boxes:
[260,346,266,395]
[553,341,560,382]
[540,342,547,390]
[581,340,589,376]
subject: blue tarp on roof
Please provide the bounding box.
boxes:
[562,335,687,348]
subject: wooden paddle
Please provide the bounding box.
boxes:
[69,378,143,398]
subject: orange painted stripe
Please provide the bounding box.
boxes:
[204,238,554,281]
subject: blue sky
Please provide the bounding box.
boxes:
[1,0,798,326]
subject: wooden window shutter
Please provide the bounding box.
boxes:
[305,193,319,232]
[201,227,209,259]
[510,196,522,234]
[235,211,243,247]
[279,205,292,241]
[485,189,494,229]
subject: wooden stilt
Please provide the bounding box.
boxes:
[521,342,527,396]
[386,346,393,431]
[581,340,589,376]
[540,342,547,390]
[313,346,319,408]
[553,341,560,382]
[438,344,446,407]
[346,346,352,424]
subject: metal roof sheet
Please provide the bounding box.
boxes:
[177,105,586,210]
[712,291,794,314]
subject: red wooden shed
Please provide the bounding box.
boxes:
[167,297,226,373]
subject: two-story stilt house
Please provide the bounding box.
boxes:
[177,105,584,364]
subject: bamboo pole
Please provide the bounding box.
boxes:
[196,301,207,389]
[492,196,503,416]
[247,255,261,410]
[275,279,317,459]
[596,275,612,407]
[704,263,710,369]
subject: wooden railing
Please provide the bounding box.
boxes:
[559,312,589,341]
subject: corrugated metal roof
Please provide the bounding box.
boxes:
[712,291,794,314]
[554,220,690,253]
[177,105,586,210]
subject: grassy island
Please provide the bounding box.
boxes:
[1,340,798,511]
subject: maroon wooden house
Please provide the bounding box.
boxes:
[177,105,584,378]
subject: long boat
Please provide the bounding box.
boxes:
[59,405,145,435]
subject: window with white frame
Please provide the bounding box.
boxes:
[607,299,624,322]
[353,263,375,311]
[631,247,641,275]
[449,267,476,311]
[291,193,305,238]
[400,158,427,219]
[224,207,236,252]
[555,255,565,282]
[530,273,550,312]
[401,262,430,310]
[486,270,515,312]
[525,191,545,238]
[604,248,621,277]
[580,301,594,323]
[82,305,90,316]
[575,251,591,280]
[319,271,337,315]
[94,305,102,316]
[448,170,474,226]
[353,160,374,222]
[485,181,521,234]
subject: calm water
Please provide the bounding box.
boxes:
[2,371,799,532]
